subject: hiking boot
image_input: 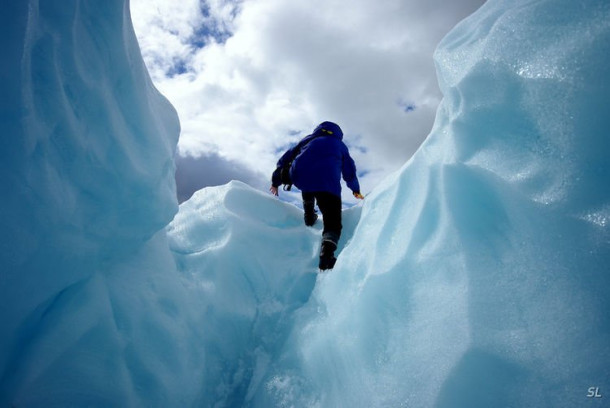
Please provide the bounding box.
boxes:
[304,212,318,226]
[319,254,337,270]
[319,239,337,270]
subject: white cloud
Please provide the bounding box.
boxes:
[131,0,485,201]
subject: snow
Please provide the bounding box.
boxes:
[1,0,609,407]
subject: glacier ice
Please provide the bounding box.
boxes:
[249,1,610,406]
[1,0,609,407]
[0,0,199,405]
[165,180,361,406]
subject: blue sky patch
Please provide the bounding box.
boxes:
[398,100,417,113]
[191,1,239,48]
[191,24,232,49]
[167,59,188,77]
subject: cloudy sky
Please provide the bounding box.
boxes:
[130,0,485,204]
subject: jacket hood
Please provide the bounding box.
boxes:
[313,121,343,140]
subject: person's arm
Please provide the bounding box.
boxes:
[271,166,282,189]
[270,135,316,195]
[270,143,298,194]
[341,145,361,195]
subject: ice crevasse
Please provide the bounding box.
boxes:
[1,0,609,407]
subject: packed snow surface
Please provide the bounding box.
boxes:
[1,0,609,407]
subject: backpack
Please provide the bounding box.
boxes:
[280,134,323,191]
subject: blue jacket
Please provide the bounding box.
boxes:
[272,122,360,197]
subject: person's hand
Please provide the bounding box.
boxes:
[353,191,364,199]
[270,185,279,196]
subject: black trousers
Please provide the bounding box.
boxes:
[302,191,342,245]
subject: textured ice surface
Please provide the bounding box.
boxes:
[1,0,609,406]
[251,1,610,406]
[0,1,195,405]
[166,180,361,406]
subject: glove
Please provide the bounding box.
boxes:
[353,191,364,200]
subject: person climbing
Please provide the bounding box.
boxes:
[270,121,364,270]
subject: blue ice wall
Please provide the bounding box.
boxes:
[0,1,201,405]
